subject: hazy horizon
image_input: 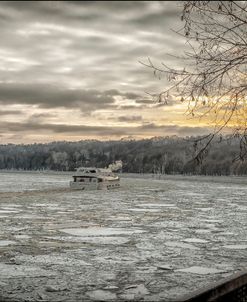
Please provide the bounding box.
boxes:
[0,133,222,146]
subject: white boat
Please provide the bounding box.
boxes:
[70,167,120,190]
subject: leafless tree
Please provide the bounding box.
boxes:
[142,1,247,163]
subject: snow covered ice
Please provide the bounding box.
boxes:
[0,171,246,301]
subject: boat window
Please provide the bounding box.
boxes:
[79,178,84,182]
[90,170,96,173]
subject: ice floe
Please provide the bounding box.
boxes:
[183,238,208,243]
[60,227,145,237]
[0,210,19,214]
[165,241,200,250]
[138,203,176,207]
[86,290,117,301]
[119,284,149,300]
[0,240,16,246]
[14,235,30,240]
[128,208,160,212]
[223,245,247,250]
[176,266,225,275]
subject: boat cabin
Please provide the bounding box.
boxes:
[72,176,98,183]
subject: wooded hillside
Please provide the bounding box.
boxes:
[0,136,246,175]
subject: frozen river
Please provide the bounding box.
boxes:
[0,172,246,301]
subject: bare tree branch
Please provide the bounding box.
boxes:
[143,1,247,162]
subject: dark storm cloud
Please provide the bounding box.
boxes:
[108,115,143,123]
[0,121,125,135]
[0,82,149,112]
[0,109,23,116]
[118,105,140,110]
[26,113,57,123]
[29,113,56,119]
[0,83,118,112]
[103,90,140,100]
[0,120,211,137]
[136,99,154,105]
[117,115,143,122]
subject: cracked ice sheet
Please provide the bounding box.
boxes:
[0,263,56,278]
[15,254,91,266]
[0,172,246,301]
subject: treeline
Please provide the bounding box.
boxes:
[0,136,246,175]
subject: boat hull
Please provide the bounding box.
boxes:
[69,179,120,190]
[70,181,98,190]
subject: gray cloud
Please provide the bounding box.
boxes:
[0,1,201,142]
[0,1,183,93]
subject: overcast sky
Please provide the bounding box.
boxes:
[0,1,212,144]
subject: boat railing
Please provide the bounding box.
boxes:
[175,270,247,301]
